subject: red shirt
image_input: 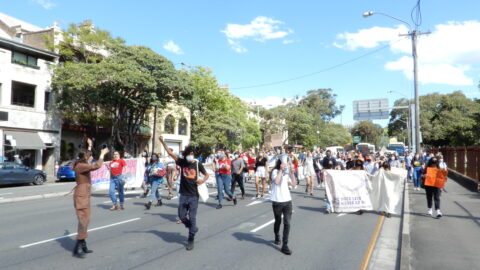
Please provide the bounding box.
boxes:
[218,159,231,175]
[110,159,127,176]
[247,156,255,170]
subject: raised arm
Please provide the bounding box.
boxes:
[159,136,178,161]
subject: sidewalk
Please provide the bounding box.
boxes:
[407,178,480,269]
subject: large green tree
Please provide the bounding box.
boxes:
[52,22,184,154]
[178,67,262,155]
[351,121,383,147]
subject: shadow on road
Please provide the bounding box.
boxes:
[148,212,179,222]
[232,232,279,251]
[296,205,326,212]
[55,230,75,252]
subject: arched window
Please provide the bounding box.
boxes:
[179,118,188,135]
[164,115,175,134]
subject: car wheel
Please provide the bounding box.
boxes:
[33,175,45,185]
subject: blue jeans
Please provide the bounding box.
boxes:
[109,175,125,205]
[149,177,163,201]
[413,167,422,188]
[178,195,199,238]
[217,173,234,203]
[406,166,411,180]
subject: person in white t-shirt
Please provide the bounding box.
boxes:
[270,159,296,255]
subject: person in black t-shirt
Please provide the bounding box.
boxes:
[159,136,209,251]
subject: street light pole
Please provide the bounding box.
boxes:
[363,11,429,154]
[388,90,412,150]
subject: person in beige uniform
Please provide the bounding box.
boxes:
[72,148,109,257]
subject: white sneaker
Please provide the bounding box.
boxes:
[436,210,442,218]
[427,208,433,216]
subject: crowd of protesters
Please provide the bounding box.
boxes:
[71,137,448,257]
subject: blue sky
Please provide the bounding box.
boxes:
[2,0,479,126]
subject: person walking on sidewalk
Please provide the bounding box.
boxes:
[231,153,246,199]
[216,151,237,209]
[108,151,127,210]
[72,148,109,257]
[159,136,209,250]
[423,157,444,218]
[270,158,297,255]
[144,153,167,210]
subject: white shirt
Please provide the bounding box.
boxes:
[270,169,292,203]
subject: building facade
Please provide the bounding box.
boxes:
[0,13,60,180]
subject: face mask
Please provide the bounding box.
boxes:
[276,149,281,154]
[219,154,225,159]
[151,157,157,161]
[234,154,239,159]
[439,159,444,162]
[186,155,194,163]
[391,157,396,161]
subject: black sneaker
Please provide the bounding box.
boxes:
[233,197,237,206]
[145,201,152,210]
[216,204,223,209]
[186,238,194,251]
[281,244,292,255]
[156,200,163,206]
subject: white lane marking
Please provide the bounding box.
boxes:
[0,193,13,196]
[19,218,141,248]
[250,219,275,233]
[246,197,270,207]
[337,213,346,217]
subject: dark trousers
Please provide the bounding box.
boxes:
[425,186,441,210]
[272,201,293,244]
[178,195,199,238]
[231,173,245,196]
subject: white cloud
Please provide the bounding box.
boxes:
[242,96,292,109]
[385,56,473,86]
[282,39,297,44]
[334,20,480,86]
[33,0,55,9]
[163,40,184,55]
[222,16,293,53]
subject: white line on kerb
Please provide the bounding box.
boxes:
[250,219,275,233]
[19,218,141,248]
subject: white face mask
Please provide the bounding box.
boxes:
[186,155,194,163]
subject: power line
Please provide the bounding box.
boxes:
[411,0,423,29]
[231,40,402,90]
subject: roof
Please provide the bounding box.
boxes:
[0,12,44,32]
[0,36,59,61]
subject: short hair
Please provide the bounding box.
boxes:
[183,145,195,156]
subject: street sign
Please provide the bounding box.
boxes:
[353,136,361,143]
[353,99,389,120]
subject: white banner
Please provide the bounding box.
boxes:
[324,169,406,213]
[369,168,406,214]
[91,158,146,191]
[324,170,373,213]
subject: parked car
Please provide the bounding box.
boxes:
[0,162,46,185]
[56,160,76,181]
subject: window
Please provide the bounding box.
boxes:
[11,81,35,107]
[164,115,175,134]
[12,51,38,68]
[44,92,51,111]
[179,118,188,135]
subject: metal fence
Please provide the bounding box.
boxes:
[435,146,480,182]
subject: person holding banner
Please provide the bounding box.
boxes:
[423,157,445,218]
[271,158,297,255]
[144,153,167,210]
[72,148,109,258]
[108,151,127,211]
[159,136,209,251]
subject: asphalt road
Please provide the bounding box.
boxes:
[0,182,380,270]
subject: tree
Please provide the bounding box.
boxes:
[179,67,262,155]
[351,121,383,147]
[388,91,480,147]
[387,98,410,145]
[52,22,184,154]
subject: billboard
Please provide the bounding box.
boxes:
[353,99,389,121]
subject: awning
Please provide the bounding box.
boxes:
[4,131,46,150]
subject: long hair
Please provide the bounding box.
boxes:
[74,150,92,167]
[150,153,159,164]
